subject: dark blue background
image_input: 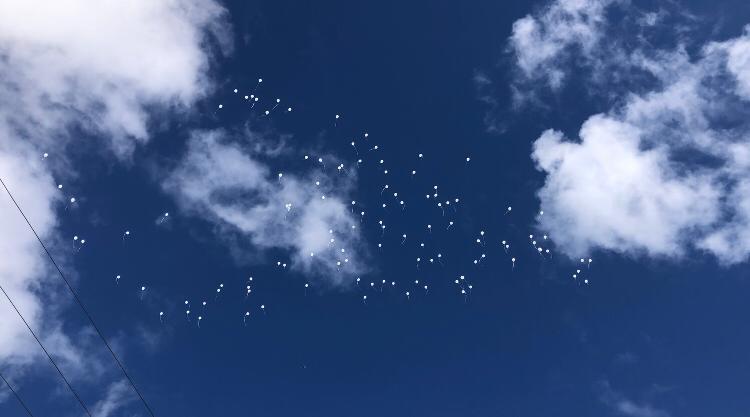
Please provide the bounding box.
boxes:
[4,1,750,416]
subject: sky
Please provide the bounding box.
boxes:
[1,0,750,416]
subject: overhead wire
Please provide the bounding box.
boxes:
[0,282,92,416]
[0,177,156,417]
[0,369,35,417]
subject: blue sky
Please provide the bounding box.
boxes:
[1,0,750,416]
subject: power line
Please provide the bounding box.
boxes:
[0,283,92,416]
[0,177,156,417]
[0,369,35,417]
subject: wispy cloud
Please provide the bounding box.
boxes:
[508,0,622,98]
[163,129,368,286]
[507,0,699,105]
[90,380,135,417]
[598,380,671,417]
[472,70,506,134]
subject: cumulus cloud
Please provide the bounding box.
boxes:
[0,0,229,157]
[533,117,719,258]
[163,130,367,286]
[716,27,750,100]
[0,141,59,366]
[0,0,229,408]
[510,0,750,264]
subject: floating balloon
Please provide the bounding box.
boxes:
[156,211,170,225]
[65,196,77,211]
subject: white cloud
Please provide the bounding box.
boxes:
[718,26,750,100]
[515,0,750,264]
[163,130,367,286]
[0,0,229,157]
[508,0,621,91]
[0,141,58,366]
[0,0,229,409]
[506,0,701,106]
[533,117,719,258]
[90,380,134,417]
[598,381,670,417]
